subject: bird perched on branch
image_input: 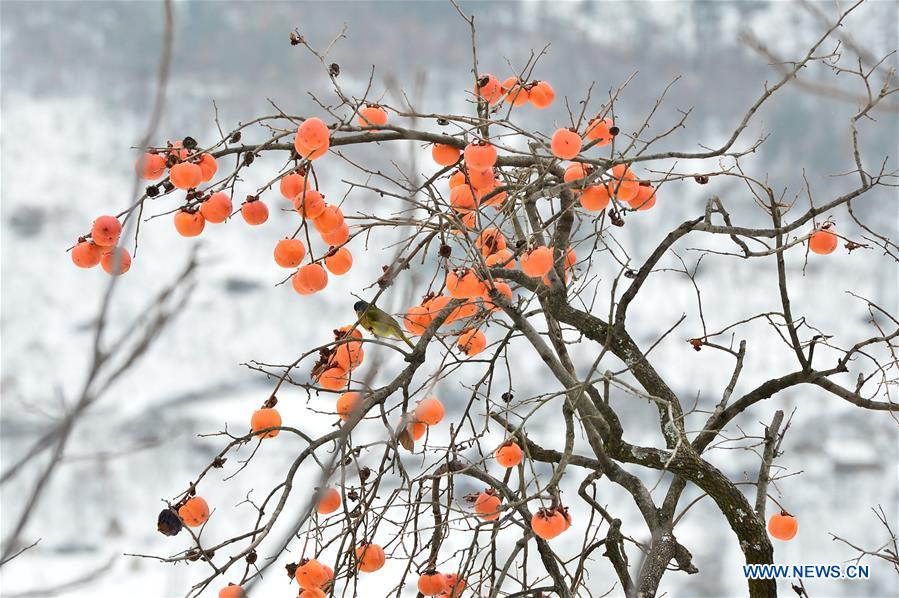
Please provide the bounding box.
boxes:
[353,300,415,348]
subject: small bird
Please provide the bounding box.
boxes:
[354,300,415,348]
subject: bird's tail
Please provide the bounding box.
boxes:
[399,331,415,348]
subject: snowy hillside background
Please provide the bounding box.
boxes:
[1,1,897,597]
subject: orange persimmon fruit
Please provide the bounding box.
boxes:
[357,104,388,127]
[72,241,103,268]
[418,571,447,596]
[809,228,838,255]
[457,329,487,356]
[174,210,205,237]
[251,408,281,439]
[336,391,361,421]
[432,144,461,166]
[91,215,122,247]
[100,247,132,276]
[520,246,554,277]
[355,543,386,572]
[324,247,353,275]
[200,192,233,223]
[137,152,166,179]
[169,162,203,190]
[528,80,555,109]
[551,128,582,160]
[464,141,497,169]
[240,198,269,225]
[415,397,445,426]
[495,441,523,468]
[292,263,329,295]
[531,508,567,540]
[768,511,798,541]
[274,239,306,268]
[178,496,210,527]
[316,487,341,515]
[474,489,501,521]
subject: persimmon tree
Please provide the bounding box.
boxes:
[68,2,898,597]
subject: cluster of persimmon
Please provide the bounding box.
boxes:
[111,58,844,598]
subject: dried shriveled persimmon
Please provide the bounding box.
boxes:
[809,228,838,255]
[101,247,132,276]
[355,543,385,572]
[495,441,523,467]
[432,144,461,166]
[357,104,388,127]
[174,210,205,237]
[274,239,306,268]
[72,241,103,268]
[457,329,487,356]
[316,487,341,514]
[551,128,582,160]
[241,198,269,225]
[324,247,353,275]
[91,215,122,247]
[474,489,501,521]
[169,162,203,190]
[415,397,445,425]
[178,496,210,527]
[200,192,233,223]
[137,152,166,179]
[768,511,798,541]
[251,407,281,438]
[293,264,329,295]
